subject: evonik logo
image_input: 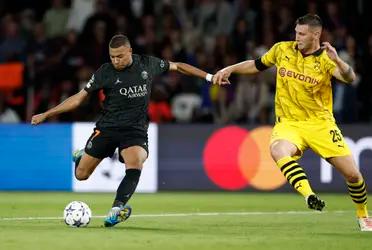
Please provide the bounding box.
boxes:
[119,84,147,98]
[278,67,319,85]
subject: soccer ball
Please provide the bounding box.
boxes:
[63,201,92,227]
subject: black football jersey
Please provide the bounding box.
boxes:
[84,54,169,132]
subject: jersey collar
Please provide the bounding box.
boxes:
[293,42,323,57]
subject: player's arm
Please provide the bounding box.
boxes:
[322,42,356,83]
[213,42,280,85]
[212,60,261,85]
[332,58,356,83]
[168,62,227,84]
[31,89,89,125]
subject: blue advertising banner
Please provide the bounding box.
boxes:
[0,124,72,190]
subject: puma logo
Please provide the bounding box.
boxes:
[295,183,302,190]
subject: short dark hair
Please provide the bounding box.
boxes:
[109,34,131,48]
[296,14,323,28]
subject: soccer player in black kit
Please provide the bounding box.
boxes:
[31,34,219,227]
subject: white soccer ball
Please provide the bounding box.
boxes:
[63,201,92,227]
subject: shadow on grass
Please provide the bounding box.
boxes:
[88,224,185,233]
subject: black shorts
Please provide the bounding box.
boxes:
[84,128,148,163]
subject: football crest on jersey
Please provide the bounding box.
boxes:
[160,60,165,68]
[141,71,148,80]
[313,62,321,72]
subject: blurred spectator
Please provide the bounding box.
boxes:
[359,33,372,122]
[276,7,294,41]
[81,0,116,44]
[26,22,49,85]
[171,93,201,123]
[233,0,257,41]
[225,74,270,124]
[334,35,360,123]
[81,20,109,68]
[135,15,157,54]
[60,29,85,77]
[0,18,26,62]
[148,84,173,123]
[0,93,20,123]
[43,0,70,38]
[19,9,36,40]
[67,0,94,32]
[324,1,345,31]
[231,17,252,61]
[307,0,319,15]
[0,0,369,124]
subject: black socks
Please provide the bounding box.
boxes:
[112,169,141,207]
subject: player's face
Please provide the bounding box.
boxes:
[295,24,319,51]
[109,45,133,70]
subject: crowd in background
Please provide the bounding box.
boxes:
[0,0,371,124]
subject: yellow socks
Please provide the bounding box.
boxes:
[277,156,314,197]
[347,180,369,218]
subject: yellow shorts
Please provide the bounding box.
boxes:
[270,119,351,159]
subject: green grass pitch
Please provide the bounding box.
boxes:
[0,192,371,250]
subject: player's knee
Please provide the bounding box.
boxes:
[125,157,145,168]
[125,156,146,168]
[345,172,362,183]
[270,143,285,161]
[75,168,90,181]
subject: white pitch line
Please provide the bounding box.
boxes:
[0,210,353,221]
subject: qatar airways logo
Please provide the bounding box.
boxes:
[119,84,147,98]
[278,67,319,85]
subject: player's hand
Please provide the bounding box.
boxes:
[213,69,231,85]
[31,113,47,125]
[321,42,339,61]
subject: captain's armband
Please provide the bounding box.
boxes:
[254,58,269,71]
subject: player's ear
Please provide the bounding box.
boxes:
[313,27,322,40]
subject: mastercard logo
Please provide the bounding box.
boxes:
[203,126,286,191]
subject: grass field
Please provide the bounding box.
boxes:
[0,192,371,250]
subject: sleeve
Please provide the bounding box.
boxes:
[323,57,337,76]
[84,66,104,93]
[147,56,170,76]
[260,42,281,68]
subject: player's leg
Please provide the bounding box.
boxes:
[73,128,114,180]
[74,153,102,180]
[270,139,324,210]
[327,156,369,216]
[327,155,372,231]
[113,146,147,207]
[104,145,147,227]
[270,122,325,210]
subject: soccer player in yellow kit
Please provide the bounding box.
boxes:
[213,14,372,231]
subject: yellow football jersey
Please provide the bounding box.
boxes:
[259,41,340,121]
